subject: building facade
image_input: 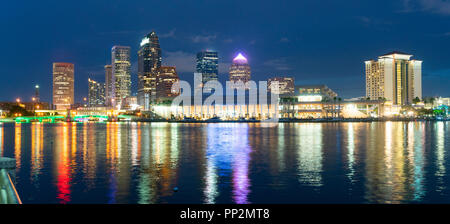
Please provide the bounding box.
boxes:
[268,77,295,95]
[229,53,251,89]
[196,50,218,87]
[111,46,131,107]
[104,64,113,106]
[365,51,422,105]
[88,78,106,107]
[138,31,162,109]
[156,66,180,101]
[53,62,74,110]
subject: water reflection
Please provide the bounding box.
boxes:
[412,122,425,200]
[296,123,323,187]
[15,123,22,170]
[2,121,449,204]
[346,123,356,184]
[204,123,251,204]
[137,123,180,204]
[204,125,220,204]
[435,122,446,193]
[55,123,71,204]
[364,122,428,203]
[231,124,251,204]
[31,123,44,181]
[0,124,3,156]
[137,123,152,204]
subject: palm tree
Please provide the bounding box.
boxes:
[333,97,337,118]
[338,97,342,118]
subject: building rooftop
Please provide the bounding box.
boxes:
[233,53,248,64]
[381,51,411,56]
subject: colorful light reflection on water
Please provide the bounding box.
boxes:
[0,121,449,204]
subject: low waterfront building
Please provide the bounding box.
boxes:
[279,85,385,119]
[152,94,277,120]
[149,84,387,120]
[435,97,450,107]
[0,102,50,112]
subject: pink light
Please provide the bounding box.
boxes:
[233,53,248,64]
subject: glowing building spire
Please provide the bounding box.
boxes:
[233,53,248,64]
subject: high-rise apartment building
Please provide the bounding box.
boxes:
[104,64,113,106]
[268,77,295,95]
[196,50,218,87]
[88,78,106,107]
[365,51,422,105]
[53,62,74,110]
[156,66,180,100]
[138,31,162,109]
[229,53,251,89]
[111,46,131,107]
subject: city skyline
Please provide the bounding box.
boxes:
[1,0,450,208]
[1,0,450,103]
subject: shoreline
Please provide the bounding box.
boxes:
[1,118,448,124]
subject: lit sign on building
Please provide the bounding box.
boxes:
[298,95,322,102]
[140,37,150,46]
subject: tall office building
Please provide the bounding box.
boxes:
[365,51,422,105]
[53,62,74,110]
[229,53,251,89]
[156,66,180,99]
[104,64,113,106]
[268,77,295,95]
[196,50,218,87]
[111,46,131,107]
[88,78,106,107]
[138,31,162,109]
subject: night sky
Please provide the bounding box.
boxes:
[1,0,449,103]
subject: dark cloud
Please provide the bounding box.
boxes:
[191,34,217,43]
[263,58,291,71]
[400,0,450,15]
[164,51,195,73]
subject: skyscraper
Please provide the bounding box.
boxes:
[138,31,162,109]
[111,46,131,107]
[53,62,74,110]
[88,78,106,107]
[365,51,422,105]
[196,50,218,87]
[229,53,251,89]
[104,64,113,106]
[156,66,180,100]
